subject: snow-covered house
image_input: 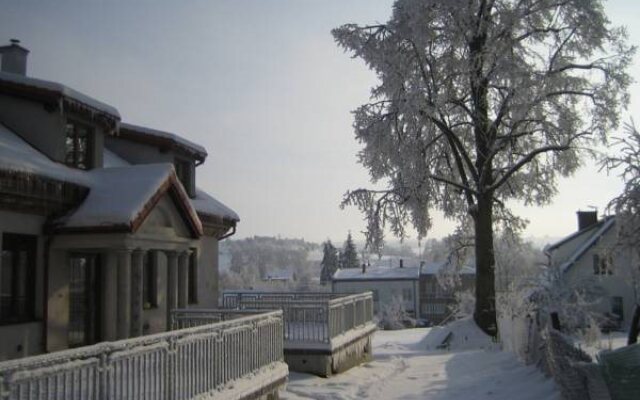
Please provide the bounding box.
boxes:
[332,261,420,316]
[545,211,637,329]
[419,261,475,325]
[0,40,238,360]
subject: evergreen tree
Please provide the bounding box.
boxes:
[320,240,339,284]
[341,233,360,269]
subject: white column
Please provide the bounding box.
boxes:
[178,251,189,309]
[130,249,144,337]
[116,249,132,340]
[166,251,178,330]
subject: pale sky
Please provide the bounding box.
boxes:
[0,0,638,245]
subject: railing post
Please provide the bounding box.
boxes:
[167,337,178,400]
[99,352,109,400]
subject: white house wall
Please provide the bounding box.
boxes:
[548,226,601,265]
[564,231,637,329]
[333,280,419,316]
[193,235,219,309]
[0,210,45,360]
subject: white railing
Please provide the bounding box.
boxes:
[221,291,374,345]
[0,310,285,400]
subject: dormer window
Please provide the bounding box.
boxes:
[65,121,92,170]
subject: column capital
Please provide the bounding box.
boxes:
[115,248,133,256]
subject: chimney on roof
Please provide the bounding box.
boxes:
[399,259,404,268]
[0,39,29,76]
[577,210,598,231]
[361,263,366,274]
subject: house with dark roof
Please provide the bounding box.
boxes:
[545,211,636,329]
[332,260,421,316]
[0,40,239,360]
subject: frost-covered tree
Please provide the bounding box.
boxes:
[605,122,640,274]
[320,240,339,284]
[341,232,360,269]
[604,122,640,342]
[333,0,634,335]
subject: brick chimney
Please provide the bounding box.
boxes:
[0,39,29,76]
[577,210,598,231]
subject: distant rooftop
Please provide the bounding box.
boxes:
[333,265,420,281]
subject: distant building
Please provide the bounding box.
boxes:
[0,41,238,360]
[262,269,294,283]
[419,261,475,325]
[545,211,637,329]
[332,260,420,316]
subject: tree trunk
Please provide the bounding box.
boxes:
[473,192,497,337]
[628,304,640,345]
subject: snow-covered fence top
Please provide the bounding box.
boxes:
[0,310,287,400]
[220,291,374,348]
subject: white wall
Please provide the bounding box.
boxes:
[333,279,419,316]
[564,231,637,329]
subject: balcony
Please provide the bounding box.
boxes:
[217,291,377,377]
[0,310,287,400]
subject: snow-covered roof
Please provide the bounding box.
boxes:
[0,122,88,184]
[547,217,616,273]
[332,266,420,281]
[119,122,207,160]
[263,270,294,281]
[57,163,192,230]
[0,71,120,119]
[106,145,238,222]
[103,148,130,168]
[192,188,239,222]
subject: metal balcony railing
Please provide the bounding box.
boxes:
[0,310,286,400]
[219,291,375,347]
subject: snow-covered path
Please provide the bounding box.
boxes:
[281,327,560,400]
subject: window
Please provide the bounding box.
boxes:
[0,234,36,324]
[593,253,614,275]
[68,253,101,348]
[611,296,624,320]
[65,121,92,169]
[188,250,198,304]
[143,251,157,309]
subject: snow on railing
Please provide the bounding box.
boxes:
[0,310,284,400]
[221,291,374,345]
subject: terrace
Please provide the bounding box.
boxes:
[218,291,376,377]
[0,310,287,400]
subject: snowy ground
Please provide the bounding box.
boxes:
[282,320,560,400]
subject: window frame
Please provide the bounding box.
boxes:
[0,233,37,325]
[64,120,93,170]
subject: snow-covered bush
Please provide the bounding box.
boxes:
[530,265,606,335]
[378,295,414,330]
[453,290,475,319]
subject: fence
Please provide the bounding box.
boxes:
[0,310,285,400]
[221,291,374,346]
[499,315,614,400]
